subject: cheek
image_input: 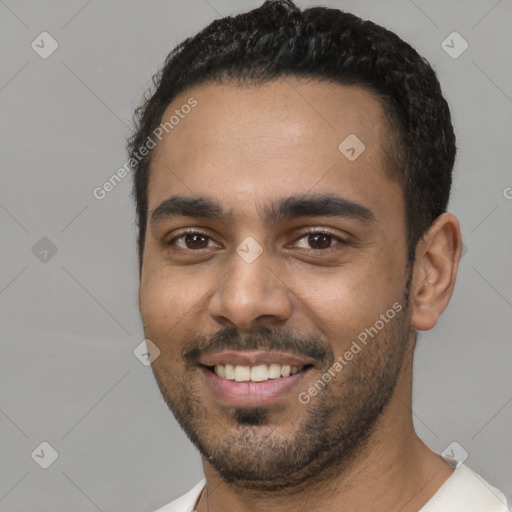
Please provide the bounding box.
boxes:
[139,264,187,335]
[139,275,190,370]
[287,260,405,347]
[139,260,216,349]
[143,251,211,338]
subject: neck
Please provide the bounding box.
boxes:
[196,343,454,512]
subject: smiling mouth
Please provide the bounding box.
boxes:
[204,363,313,382]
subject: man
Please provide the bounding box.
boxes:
[128,1,509,510]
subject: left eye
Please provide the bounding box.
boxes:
[294,232,344,250]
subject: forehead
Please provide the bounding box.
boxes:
[147,78,402,224]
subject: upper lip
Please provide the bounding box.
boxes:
[198,350,315,368]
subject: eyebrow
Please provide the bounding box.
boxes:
[150,194,376,225]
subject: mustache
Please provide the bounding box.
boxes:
[182,326,334,367]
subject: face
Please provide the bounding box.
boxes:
[139,79,414,489]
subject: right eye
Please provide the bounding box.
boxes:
[167,229,221,251]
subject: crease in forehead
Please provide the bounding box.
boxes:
[148,78,402,218]
[152,80,390,167]
[156,78,395,168]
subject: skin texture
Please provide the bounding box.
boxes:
[138,79,462,512]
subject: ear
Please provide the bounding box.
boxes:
[410,213,462,331]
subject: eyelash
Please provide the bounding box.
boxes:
[166,228,347,253]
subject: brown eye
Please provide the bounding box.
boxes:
[168,231,217,250]
[307,233,332,249]
[293,230,346,252]
[183,233,209,249]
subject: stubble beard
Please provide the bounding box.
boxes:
[150,303,411,491]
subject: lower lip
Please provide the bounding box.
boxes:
[200,366,310,406]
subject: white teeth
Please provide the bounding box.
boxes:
[225,364,235,380]
[213,363,304,381]
[234,365,251,382]
[268,363,282,379]
[216,364,226,379]
[250,365,269,382]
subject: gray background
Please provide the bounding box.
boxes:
[1,0,511,510]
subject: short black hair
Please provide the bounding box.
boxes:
[128,0,456,270]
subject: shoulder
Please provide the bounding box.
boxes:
[420,464,509,512]
[153,479,206,512]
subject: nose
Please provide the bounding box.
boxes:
[208,245,292,331]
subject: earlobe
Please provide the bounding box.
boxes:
[410,213,462,331]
